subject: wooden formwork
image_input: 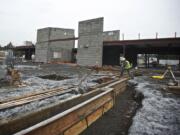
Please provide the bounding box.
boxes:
[12,78,128,135]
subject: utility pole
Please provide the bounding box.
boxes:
[122,33,124,40]
[138,33,140,40]
[156,32,158,39]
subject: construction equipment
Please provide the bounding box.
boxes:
[152,66,178,83]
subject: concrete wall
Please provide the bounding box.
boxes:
[37,28,50,42]
[49,28,74,40]
[35,42,49,63]
[77,17,104,66]
[35,28,75,63]
[103,30,120,41]
[49,40,74,62]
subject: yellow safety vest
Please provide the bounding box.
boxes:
[125,60,132,69]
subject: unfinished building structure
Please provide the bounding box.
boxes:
[77,18,104,67]
[35,27,75,63]
[103,38,180,67]
[77,18,120,67]
[34,18,120,66]
[31,17,180,67]
[76,18,180,67]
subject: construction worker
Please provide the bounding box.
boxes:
[120,57,134,79]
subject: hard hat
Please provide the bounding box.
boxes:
[120,57,125,61]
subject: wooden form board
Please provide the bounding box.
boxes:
[15,78,128,135]
[18,91,113,135]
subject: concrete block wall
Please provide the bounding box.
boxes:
[49,28,74,40]
[77,17,104,67]
[35,42,49,63]
[35,28,75,63]
[37,28,50,42]
[49,40,74,62]
[103,30,120,41]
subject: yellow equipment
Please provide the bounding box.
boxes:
[151,66,176,81]
[152,75,164,79]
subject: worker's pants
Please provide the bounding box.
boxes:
[120,68,134,79]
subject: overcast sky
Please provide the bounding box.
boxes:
[0,0,180,46]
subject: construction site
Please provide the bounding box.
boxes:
[0,17,180,135]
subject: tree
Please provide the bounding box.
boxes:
[4,42,14,49]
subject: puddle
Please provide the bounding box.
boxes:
[14,65,39,69]
[92,77,113,84]
[38,74,70,81]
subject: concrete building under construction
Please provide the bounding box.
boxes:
[34,17,180,68]
[35,18,120,66]
[0,17,180,135]
[35,27,75,63]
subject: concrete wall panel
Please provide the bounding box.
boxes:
[37,28,50,42]
[49,28,74,40]
[35,27,75,63]
[77,17,104,66]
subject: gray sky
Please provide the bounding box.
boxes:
[0,0,180,46]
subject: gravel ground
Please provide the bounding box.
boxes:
[0,63,116,121]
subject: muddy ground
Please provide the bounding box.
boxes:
[81,85,143,135]
[81,74,180,135]
[15,63,92,77]
[1,63,179,135]
[0,63,117,123]
[129,76,180,135]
